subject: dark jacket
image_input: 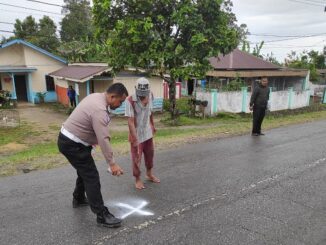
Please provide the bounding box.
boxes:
[250,85,270,108]
[67,89,76,99]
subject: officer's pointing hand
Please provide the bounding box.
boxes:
[109,163,124,176]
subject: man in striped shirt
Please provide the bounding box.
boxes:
[125,78,160,190]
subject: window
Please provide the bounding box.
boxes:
[45,75,55,91]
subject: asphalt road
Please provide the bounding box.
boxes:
[1,120,326,245]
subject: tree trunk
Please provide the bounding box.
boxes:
[168,79,178,123]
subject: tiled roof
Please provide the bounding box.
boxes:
[209,49,280,70]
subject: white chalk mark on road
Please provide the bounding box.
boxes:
[116,201,154,219]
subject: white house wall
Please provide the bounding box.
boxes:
[0,44,25,66]
[55,78,69,88]
[113,76,164,98]
[23,45,65,92]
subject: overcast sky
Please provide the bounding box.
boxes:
[0,0,325,62]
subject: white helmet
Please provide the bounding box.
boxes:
[135,77,150,97]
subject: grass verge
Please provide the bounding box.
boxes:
[2,105,326,177]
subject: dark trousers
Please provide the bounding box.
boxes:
[69,98,76,107]
[57,133,105,214]
[252,106,266,134]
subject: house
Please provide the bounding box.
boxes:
[180,49,309,97]
[205,49,309,92]
[0,39,67,103]
[49,63,164,113]
[193,49,311,115]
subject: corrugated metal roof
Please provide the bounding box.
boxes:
[49,65,110,82]
[209,49,280,70]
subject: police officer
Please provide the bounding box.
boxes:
[58,83,128,228]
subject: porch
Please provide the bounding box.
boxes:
[0,66,37,103]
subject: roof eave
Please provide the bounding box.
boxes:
[1,39,68,64]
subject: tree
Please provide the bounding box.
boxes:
[14,16,38,44]
[11,15,60,53]
[237,24,249,42]
[93,0,240,121]
[242,40,264,58]
[60,0,93,42]
[223,73,244,91]
[37,16,60,53]
[264,52,282,66]
[308,50,325,70]
[252,41,264,58]
[284,50,322,82]
[58,40,88,62]
[58,38,107,62]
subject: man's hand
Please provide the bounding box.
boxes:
[131,139,139,148]
[151,125,157,135]
[109,163,124,176]
[249,106,253,111]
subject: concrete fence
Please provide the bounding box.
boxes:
[110,98,164,115]
[196,88,311,116]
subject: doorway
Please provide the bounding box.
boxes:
[14,75,28,101]
[188,79,195,96]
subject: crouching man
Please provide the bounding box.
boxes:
[57,83,128,228]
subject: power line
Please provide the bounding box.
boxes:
[0,21,15,25]
[264,39,326,48]
[26,0,63,7]
[263,45,325,49]
[309,0,326,3]
[0,8,62,19]
[295,0,326,4]
[287,0,325,6]
[0,29,14,33]
[0,2,63,16]
[249,33,326,38]
[250,33,326,44]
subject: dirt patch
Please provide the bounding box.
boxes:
[0,143,27,154]
[17,106,67,130]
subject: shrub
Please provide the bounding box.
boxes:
[163,97,191,115]
[0,90,14,109]
[36,92,47,104]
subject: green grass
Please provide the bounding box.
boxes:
[0,122,36,145]
[3,105,326,177]
[48,124,61,131]
[0,142,58,166]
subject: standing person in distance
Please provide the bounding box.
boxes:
[250,77,270,136]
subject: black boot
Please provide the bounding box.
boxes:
[72,197,89,208]
[97,207,122,228]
